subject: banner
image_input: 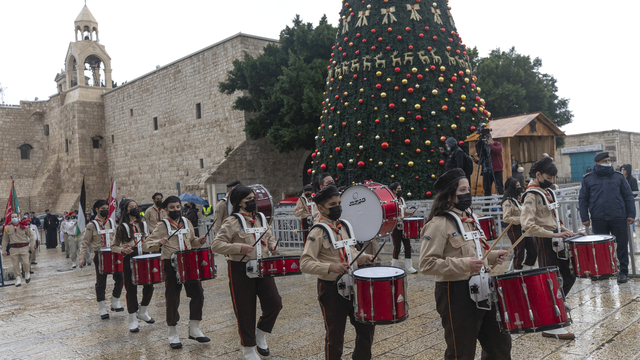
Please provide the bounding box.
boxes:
[76,176,86,237]
[107,177,117,223]
[3,179,19,227]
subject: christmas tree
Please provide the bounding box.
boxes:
[311,0,490,199]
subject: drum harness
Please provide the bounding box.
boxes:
[445,211,492,310]
[162,217,191,252]
[233,212,269,278]
[521,188,567,259]
[300,195,316,224]
[122,221,149,254]
[92,218,116,248]
[311,220,358,300]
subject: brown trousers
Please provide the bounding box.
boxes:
[301,217,311,245]
[123,249,154,314]
[93,252,123,302]
[535,237,576,296]
[163,259,204,326]
[228,260,282,347]
[9,246,30,278]
[391,226,412,259]
[435,280,512,360]
[506,224,537,269]
[318,279,375,360]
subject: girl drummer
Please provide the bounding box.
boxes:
[111,199,155,333]
[389,182,418,274]
[419,168,511,360]
[143,195,209,349]
[501,177,537,270]
[211,185,282,360]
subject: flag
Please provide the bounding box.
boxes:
[107,177,117,223]
[76,176,86,237]
[3,178,19,227]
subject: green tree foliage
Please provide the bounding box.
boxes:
[312,0,486,199]
[218,15,337,152]
[470,46,573,128]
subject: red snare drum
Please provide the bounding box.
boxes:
[258,256,302,277]
[171,247,216,284]
[341,182,399,241]
[99,248,123,274]
[131,254,164,285]
[402,217,424,239]
[566,235,618,279]
[249,184,274,224]
[478,216,497,240]
[353,266,408,325]
[491,267,571,334]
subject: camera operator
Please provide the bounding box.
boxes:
[439,137,473,183]
[472,128,504,195]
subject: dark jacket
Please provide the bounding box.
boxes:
[30,217,41,227]
[443,146,466,172]
[44,214,59,230]
[621,164,639,193]
[579,165,636,221]
[185,208,200,236]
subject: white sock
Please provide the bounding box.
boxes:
[544,327,569,334]
[256,328,268,349]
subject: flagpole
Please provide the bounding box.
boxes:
[1,172,16,287]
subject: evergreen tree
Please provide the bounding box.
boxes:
[312,0,489,199]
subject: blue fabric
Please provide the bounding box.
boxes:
[579,165,636,221]
[591,218,629,275]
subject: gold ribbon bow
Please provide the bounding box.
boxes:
[447,9,456,26]
[356,9,370,27]
[431,7,443,25]
[406,4,422,21]
[381,7,397,24]
[342,15,351,34]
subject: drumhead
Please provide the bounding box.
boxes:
[403,217,424,221]
[566,235,616,244]
[492,266,559,281]
[341,185,384,241]
[133,254,161,260]
[353,266,406,279]
[99,248,112,253]
[478,216,494,221]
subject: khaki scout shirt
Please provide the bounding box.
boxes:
[419,208,500,282]
[111,221,146,254]
[520,180,569,239]
[501,198,522,225]
[294,196,312,219]
[211,213,276,262]
[2,224,35,248]
[143,218,201,260]
[300,217,366,281]
[79,218,115,255]
[213,198,229,235]
[143,206,166,233]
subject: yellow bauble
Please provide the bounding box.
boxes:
[461,95,466,100]
[400,152,404,156]
[386,78,392,82]
[477,87,482,93]
[399,117,405,123]
[360,88,364,93]
[466,69,471,75]
[445,98,449,101]
[378,161,383,166]
[376,71,382,77]
[334,133,337,137]
[431,174,436,179]
[415,104,421,110]
[481,99,486,105]
[357,120,362,125]
[339,76,343,80]
[411,127,415,131]
[487,111,492,118]
[329,155,333,158]
[440,66,446,72]
[464,78,469,83]
[345,102,349,106]
[349,42,353,46]
[432,89,438,95]
[479,107,484,112]
[412,67,418,73]
[391,175,395,178]
[337,111,340,114]
[451,124,457,130]
[425,140,431,146]
[385,115,389,119]
[402,79,408,85]
[437,124,441,128]
[380,92,387,98]
[328,125,333,129]
[408,161,415,167]
[427,159,431,163]
[349,82,353,85]
[460,107,466,112]
[369,158,373,162]
[317,127,321,130]
[438,77,444,82]
[375,107,379,110]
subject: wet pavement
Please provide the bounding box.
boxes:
[1,248,640,360]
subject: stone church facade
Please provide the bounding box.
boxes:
[0,6,309,213]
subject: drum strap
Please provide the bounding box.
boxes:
[233,212,268,260]
[523,188,561,231]
[163,217,191,251]
[93,219,115,248]
[301,196,316,221]
[507,198,523,211]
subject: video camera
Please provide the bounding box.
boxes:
[474,123,492,140]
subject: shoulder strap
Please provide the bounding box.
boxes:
[142,221,148,237]
[339,219,354,239]
[310,223,337,244]
[91,219,100,229]
[522,189,549,206]
[162,219,172,234]
[122,223,130,238]
[232,213,246,230]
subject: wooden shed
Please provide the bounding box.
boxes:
[465,112,565,195]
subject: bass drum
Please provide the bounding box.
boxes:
[249,184,274,224]
[340,182,399,241]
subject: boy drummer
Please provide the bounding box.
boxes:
[300,185,376,360]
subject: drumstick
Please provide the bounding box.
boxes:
[239,230,270,262]
[202,219,217,238]
[490,229,531,270]
[371,238,387,263]
[481,222,513,261]
[334,241,373,284]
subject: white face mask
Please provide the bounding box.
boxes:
[600,163,612,167]
[11,218,19,224]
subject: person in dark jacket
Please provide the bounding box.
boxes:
[579,152,636,283]
[185,201,200,237]
[44,210,60,249]
[440,137,471,182]
[621,164,639,192]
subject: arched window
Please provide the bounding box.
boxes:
[18,143,33,160]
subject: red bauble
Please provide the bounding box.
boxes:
[378,37,383,42]
[405,27,411,32]
[371,46,376,50]
[470,126,476,131]
[415,115,422,121]
[440,136,447,142]
[389,103,395,109]
[458,141,464,146]
[404,139,411,145]
[337,163,344,170]
[408,45,414,50]
[439,160,445,166]
[417,74,423,80]
[342,122,347,126]
[484,110,489,115]
[395,164,399,168]
[307,169,312,175]
[387,27,393,32]
[376,84,382,89]
[355,50,360,55]
[447,88,453,94]
[419,33,424,38]
[408,88,414,94]
[397,36,402,41]
[321,124,325,128]
[353,74,358,79]
[357,161,365,168]
[321,138,326,143]
[416,149,421,154]
[375,119,380,124]
[451,76,457,82]
[394,67,401,73]
[335,147,341,153]
[475,96,481,102]
[430,65,436,71]
[426,191,432,198]
[371,29,376,33]
[381,142,389,149]
[472,107,478,114]
[458,71,464,77]
[386,46,391,51]
[442,105,448,111]
[311,153,317,159]
[321,164,327,171]
[343,52,347,57]
[406,73,411,78]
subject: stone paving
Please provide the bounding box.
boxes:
[2,248,640,360]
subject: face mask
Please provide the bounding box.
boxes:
[327,205,342,221]
[244,199,257,213]
[129,208,140,217]
[454,193,472,211]
[396,190,403,197]
[516,187,523,194]
[539,179,553,189]
[304,192,312,198]
[600,163,612,167]
[168,210,181,220]
[11,218,19,224]
[446,146,450,151]
[155,200,163,207]
[99,210,109,218]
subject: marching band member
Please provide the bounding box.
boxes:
[389,182,417,274]
[501,177,537,270]
[27,215,40,267]
[61,212,78,268]
[211,185,282,360]
[2,213,35,287]
[112,199,155,333]
[143,195,209,349]
[419,169,511,360]
[213,180,242,235]
[521,157,584,340]
[294,184,315,243]
[143,192,166,231]
[300,185,376,360]
[78,200,124,319]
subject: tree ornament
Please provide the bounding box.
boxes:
[432,89,438,95]
[375,135,380,140]
[359,145,364,150]
[416,149,421,154]
[380,92,387,98]
[460,107,465,112]
[376,71,382,77]
[349,159,354,164]
[358,161,365,168]
[461,95,466,100]
[328,125,333,130]
[438,160,445,166]
[458,141,464,146]
[440,136,446,142]
[357,120,362,125]
[381,142,389,149]
[307,169,313,175]
[322,138,326,143]
[399,117,405,122]
[415,115,422,121]
[425,140,431,146]
[408,161,414,167]
[335,146,341,153]
[337,163,344,170]
[402,79,408,85]
[438,77,444,82]
[389,103,395,109]
[321,164,327,171]
[431,174,436,179]
[426,191,432,197]
[404,139,411,145]
[431,111,436,115]
[442,105,448,111]
[470,126,476,132]
[378,161,383,166]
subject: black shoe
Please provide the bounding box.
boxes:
[618,273,628,284]
[188,334,211,343]
[170,342,183,349]
[30,262,37,265]
[101,313,110,320]
[29,271,34,274]
[111,307,125,312]
[257,346,270,356]
[25,277,30,284]
[66,255,69,258]
[130,327,139,333]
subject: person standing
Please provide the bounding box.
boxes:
[212,185,283,360]
[112,199,156,333]
[201,201,213,218]
[483,135,504,195]
[300,185,377,360]
[213,180,242,235]
[44,210,59,249]
[78,200,124,319]
[294,184,314,244]
[579,152,636,284]
[621,164,639,192]
[143,196,209,349]
[521,157,583,340]
[440,137,473,182]
[143,192,167,233]
[419,169,511,360]
[389,182,417,274]
[26,216,40,266]
[501,177,537,270]
[185,201,200,237]
[61,212,78,267]
[61,214,74,258]
[2,213,36,287]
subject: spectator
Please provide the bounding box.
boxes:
[579,152,636,283]
[185,201,200,237]
[511,155,520,172]
[586,166,592,174]
[30,212,41,228]
[513,166,526,188]
[478,135,504,195]
[440,137,473,182]
[314,172,335,192]
[44,210,59,249]
[621,164,639,193]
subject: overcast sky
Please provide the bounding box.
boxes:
[1,0,638,136]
